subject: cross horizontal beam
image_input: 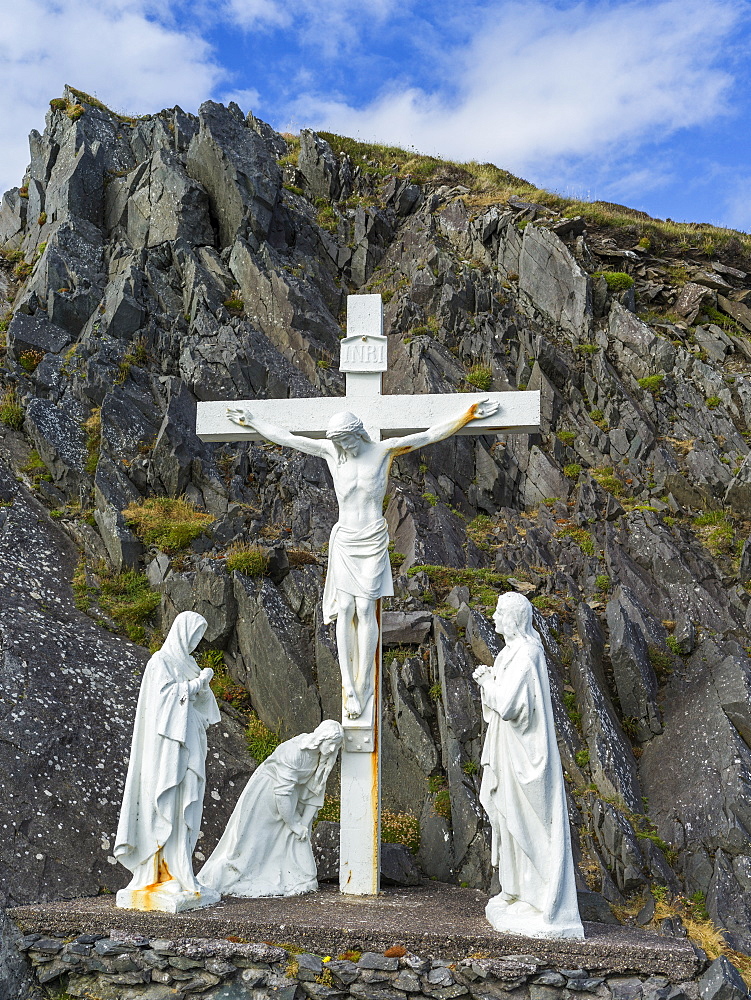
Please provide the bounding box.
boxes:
[195,390,540,442]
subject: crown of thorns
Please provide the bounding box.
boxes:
[325,412,366,439]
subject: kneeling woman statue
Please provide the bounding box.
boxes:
[474,592,584,940]
[200,720,344,897]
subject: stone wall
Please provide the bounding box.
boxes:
[14,929,750,1000]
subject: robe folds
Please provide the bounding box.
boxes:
[322,516,393,624]
[479,634,584,939]
[199,733,338,897]
[114,613,220,893]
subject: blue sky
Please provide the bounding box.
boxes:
[2,0,750,230]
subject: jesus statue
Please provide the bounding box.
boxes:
[227,398,499,719]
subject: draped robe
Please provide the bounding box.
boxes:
[199,731,339,897]
[114,613,220,895]
[479,635,584,939]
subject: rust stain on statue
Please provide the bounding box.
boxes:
[127,859,175,911]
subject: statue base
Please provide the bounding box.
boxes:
[116,881,221,914]
[486,895,584,940]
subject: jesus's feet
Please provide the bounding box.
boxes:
[345,691,362,718]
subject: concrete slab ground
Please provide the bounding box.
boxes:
[10,883,699,980]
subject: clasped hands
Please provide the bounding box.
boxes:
[473,664,490,686]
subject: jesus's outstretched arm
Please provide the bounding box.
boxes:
[226,407,332,460]
[386,399,501,456]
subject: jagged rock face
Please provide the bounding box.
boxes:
[2,91,751,940]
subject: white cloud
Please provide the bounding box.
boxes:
[290,0,742,181]
[0,0,224,197]
[721,175,751,232]
[221,0,402,57]
[219,87,262,114]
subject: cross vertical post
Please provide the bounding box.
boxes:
[337,295,387,895]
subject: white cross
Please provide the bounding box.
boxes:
[196,294,540,895]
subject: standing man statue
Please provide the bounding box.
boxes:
[473,592,584,940]
[227,399,498,719]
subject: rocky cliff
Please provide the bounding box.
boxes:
[2,86,751,964]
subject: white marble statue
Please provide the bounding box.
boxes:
[227,400,498,720]
[114,611,221,913]
[473,592,584,940]
[199,720,344,897]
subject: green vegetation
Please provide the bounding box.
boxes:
[20,449,52,485]
[648,645,674,680]
[666,635,682,656]
[408,563,509,609]
[466,513,496,550]
[19,349,44,373]
[556,525,595,556]
[703,305,744,335]
[316,203,339,233]
[225,543,269,576]
[592,271,634,292]
[589,408,608,430]
[123,496,214,552]
[73,559,160,645]
[462,759,480,776]
[0,388,23,429]
[208,655,250,708]
[83,408,101,474]
[422,491,440,506]
[575,748,591,768]
[706,395,721,410]
[596,574,611,593]
[428,682,442,701]
[98,569,161,644]
[692,510,735,555]
[223,295,244,314]
[315,132,751,257]
[388,541,405,569]
[637,374,665,393]
[13,259,32,281]
[465,364,492,391]
[38,211,47,225]
[317,795,420,852]
[557,431,577,445]
[408,316,440,339]
[563,691,582,730]
[575,344,599,355]
[115,337,149,384]
[564,463,583,479]
[428,776,452,821]
[246,712,282,762]
[591,466,624,496]
[531,594,565,613]
[383,809,420,854]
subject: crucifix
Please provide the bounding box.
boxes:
[195,294,540,895]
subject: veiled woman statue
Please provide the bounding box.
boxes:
[114,611,221,912]
[199,720,344,897]
[473,592,584,939]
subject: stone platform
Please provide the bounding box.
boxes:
[11,883,699,980]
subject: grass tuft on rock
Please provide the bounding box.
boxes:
[123,496,214,552]
[246,712,282,762]
[592,271,634,292]
[408,564,509,609]
[225,543,269,576]
[0,388,24,429]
